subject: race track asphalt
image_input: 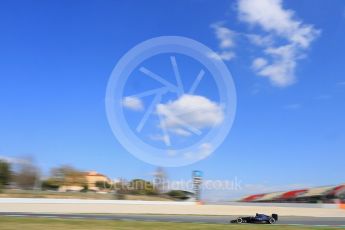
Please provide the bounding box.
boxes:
[1,212,345,227]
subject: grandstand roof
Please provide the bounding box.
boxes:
[239,183,345,202]
[241,194,266,202]
[279,189,308,200]
[326,184,345,196]
[255,191,285,201]
[297,186,335,198]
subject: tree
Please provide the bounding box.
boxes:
[114,178,128,200]
[41,179,60,190]
[129,179,157,195]
[49,165,87,187]
[167,190,193,200]
[14,158,40,190]
[95,181,111,190]
[0,160,12,190]
[153,167,167,194]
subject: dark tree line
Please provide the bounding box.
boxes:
[0,158,40,191]
[0,160,12,190]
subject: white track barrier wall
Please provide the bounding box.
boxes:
[0,198,344,217]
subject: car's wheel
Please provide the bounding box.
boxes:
[268,217,276,224]
[237,218,243,224]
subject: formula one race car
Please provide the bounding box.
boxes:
[230,213,278,224]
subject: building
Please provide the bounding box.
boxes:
[84,171,111,191]
[57,171,111,192]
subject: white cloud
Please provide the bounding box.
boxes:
[211,23,236,48]
[252,57,268,70]
[122,96,144,111]
[210,23,237,61]
[237,0,320,87]
[208,51,236,61]
[156,94,224,136]
[184,143,213,160]
[258,44,297,86]
[247,34,273,47]
[238,0,319,48]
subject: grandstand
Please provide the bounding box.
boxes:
[240,183,345,203]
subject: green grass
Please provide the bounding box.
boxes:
[0,217,342,230]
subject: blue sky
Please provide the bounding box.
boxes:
[1,0,345,199]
